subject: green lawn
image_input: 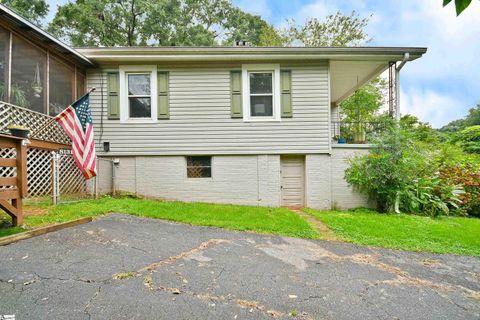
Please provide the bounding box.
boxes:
[306,208,480,256]
[0,197,318,239]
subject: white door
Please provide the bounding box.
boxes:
[281,155,305,208]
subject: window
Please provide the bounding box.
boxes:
[186,156,212,178]
[119,65,157,122]
[249,72,273,116]
[127,73,151,118]
[242,64,281,121]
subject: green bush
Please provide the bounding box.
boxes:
[401,176,463,217]
[345,126,436,212]
[454,125,480,154]
[345,126,477,217]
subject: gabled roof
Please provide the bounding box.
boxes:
[0,4,92,67]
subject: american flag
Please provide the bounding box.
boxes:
[55,94,97,179]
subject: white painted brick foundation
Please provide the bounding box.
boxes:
[95,150,372,209]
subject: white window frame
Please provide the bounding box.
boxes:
[185,156,213,180]
[242,64,281,122]
[119,65,157,123]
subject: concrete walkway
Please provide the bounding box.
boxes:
[0,214,479,319]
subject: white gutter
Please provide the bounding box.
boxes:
[395,52,410,122]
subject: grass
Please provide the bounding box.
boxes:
[0,196,318,239]
[305,208,480,256]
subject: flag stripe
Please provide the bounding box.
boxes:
[54,94,97,180]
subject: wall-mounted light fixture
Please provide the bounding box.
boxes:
[103,141,110,152]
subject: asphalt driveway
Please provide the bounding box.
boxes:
[0,214,479,319]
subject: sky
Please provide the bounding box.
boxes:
[46,0,479,128]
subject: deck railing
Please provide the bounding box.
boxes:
[331,121,387,144]
[0,101,71,145]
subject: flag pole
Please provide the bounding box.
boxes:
[30,87,96,138]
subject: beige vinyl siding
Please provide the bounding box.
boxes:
[87,63,329,155]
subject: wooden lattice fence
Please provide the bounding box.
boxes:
[25,149,87,198]
[0,101,88,200]
[58,153,87,195]
[27,148,52,197]
[0,101,70,144]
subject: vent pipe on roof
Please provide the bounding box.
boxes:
[395,52,410,122]
[233,40,250,47]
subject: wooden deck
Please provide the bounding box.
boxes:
[0,133,27,226]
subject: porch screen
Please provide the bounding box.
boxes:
[0,27,8,102]
[49,57,75,116]
[11,35,46,113]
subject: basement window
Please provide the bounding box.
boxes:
[186,156,212,178]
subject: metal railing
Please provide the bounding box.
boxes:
[0,101,70,145]
[331,121,387,144]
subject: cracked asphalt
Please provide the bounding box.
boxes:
[0,213,479,320]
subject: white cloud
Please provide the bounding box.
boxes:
[289,0,480,127]
[401,88,468,128]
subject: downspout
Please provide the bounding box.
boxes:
[394,52,410,213]
[395,52,410,122]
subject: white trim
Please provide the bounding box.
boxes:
[185,155,214,180]
[119,65,157,123]
[242,64,281,122]
[327,60,332,154]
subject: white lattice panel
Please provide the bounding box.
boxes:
[27,148,52,197]
[59,154,87,195]
[0,147,16,190]
[0,102,71,144]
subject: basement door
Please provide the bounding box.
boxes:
[280,155,305,208]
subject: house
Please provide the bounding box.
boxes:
[0,4,427,210]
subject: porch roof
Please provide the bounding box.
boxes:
[77,46,426,104]
[0,4,93,67]
[76,46,426,63]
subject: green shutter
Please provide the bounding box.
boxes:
[157,71,170,119]
[230,71,242,118]
[107,72,119,120]
[280,70,292,118]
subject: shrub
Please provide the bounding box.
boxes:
[400,175,463,217]
[345,126,436,212]
[454,125,480,154]
[439,164,480,217]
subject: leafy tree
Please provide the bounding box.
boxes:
[340,78,386,123]
[48,0,271,47]
[440,103,480,132]
[257,24,288,46]
[443,0,476,15]
[400,114,440,144]
[287,11,371,47]
[338,78,387,142]
[0,0,48,25]
[222,9,272,46]
[454,125,480,154]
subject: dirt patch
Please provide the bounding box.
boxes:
[291,209,339,241]
[23,206,48,216]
